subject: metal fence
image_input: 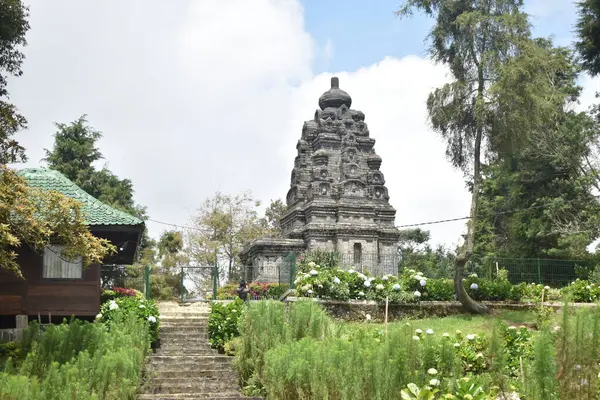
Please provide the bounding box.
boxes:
[469,258,594,287]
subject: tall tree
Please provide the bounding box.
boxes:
[187,191,267,282]
[475,39,600,260]
[576,0,600,77]
[262,198,287,238]
[43,115,151,261]
[0,0,29,164]
[43,115,144,217]
[398,0,532,313]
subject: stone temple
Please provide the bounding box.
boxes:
[241,77,400,280]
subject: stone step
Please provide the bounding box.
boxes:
[138,393,261,399]
[157,345,212,352]
[148,355,231,364]
[147,363,233,373]
[160,316,208,321]
[146,369,238,379]
[158,333,208,340]
[153,349,217,356]
[160,326,207,333]
[144,379,242,394]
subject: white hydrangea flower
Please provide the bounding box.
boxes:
[307,289,313,295]
[426,329,434,335]
[415,329,423,335]
[376,284,384,290]
[310,269,319,276]
[429,379,440,386]
[508,326,517,330]
[470,283,479,290]
[393,283,401,291]
[148,316,157,323]
[544,286,550,290]
[358,291,365,296]
[469,273,478,278]
[108,300,119,310]
[413,290,421,298]
[476,352,484,359]
[308,261,316,267]
[419,279,427,287]
[139,304,145,309]
[333,277,341,284]
[348,269,355,274]
[382,275,389,281]
[365,314,372,321]
[364,280,371,288]
[466,334,476,341]
[427,368,438,375]
[442,332,450,338]
[412,335,420,341]
[587,285,591,290]
[454,343,461,348]
[358,273,367,280]
[95,313,102,320]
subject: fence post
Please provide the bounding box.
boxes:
[212,262,218,301]
[179,266,184,302]
[144,265,151,301]
[537,258,542,284]
[289,252,297,289]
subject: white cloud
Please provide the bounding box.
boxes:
[10,0,469,249]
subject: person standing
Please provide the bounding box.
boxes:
[236,280,250,301]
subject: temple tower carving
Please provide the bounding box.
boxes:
[241,77,400,279]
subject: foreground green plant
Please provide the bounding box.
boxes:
[208,298,245,350]
[0,312,150,400]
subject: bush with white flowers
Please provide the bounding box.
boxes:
[99,295,160,343]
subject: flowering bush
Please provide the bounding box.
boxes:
[464,270,524,302]
[560,279,600,302]
[295,263,418,303]
[208,298,245,351]
[522,283,562,302]
[100,287,142,303]
[98,296,160,343]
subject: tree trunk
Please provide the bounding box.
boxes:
[455,66,489,314]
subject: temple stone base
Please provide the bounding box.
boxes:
[240,238,305,283]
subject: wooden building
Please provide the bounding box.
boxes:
[0,168,144,327]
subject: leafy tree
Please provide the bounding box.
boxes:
[0,0,29,164]
[187,191,267,282]
[398,0,532,313]
[474,38,600,261]
[43,115,151,261]
[0,166,115,277]
[576,0,600,76]
[262,198,287,237]
[398,228,456,279]
[43,115,144,217]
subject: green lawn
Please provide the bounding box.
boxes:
[344,310,540,337]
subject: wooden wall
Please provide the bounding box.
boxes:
[0,247,100,318]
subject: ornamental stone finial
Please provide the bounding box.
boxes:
[318,76,352,110]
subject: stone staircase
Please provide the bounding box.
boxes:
[139,301,261,400]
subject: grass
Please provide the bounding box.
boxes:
[344,310,539,337]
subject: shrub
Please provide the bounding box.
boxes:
[100,287,141,303]
[464,270,524,302]
[217,283,289,300]
[0,312,150,400]
[208,298,245,350]
[98,296,160,343]
[560,279,600,302]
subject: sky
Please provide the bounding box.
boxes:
[7,0,600,250]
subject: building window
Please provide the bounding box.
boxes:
[353,243,362,265]
[43,245,83,279]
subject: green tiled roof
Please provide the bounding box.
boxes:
[18,168,144,227]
